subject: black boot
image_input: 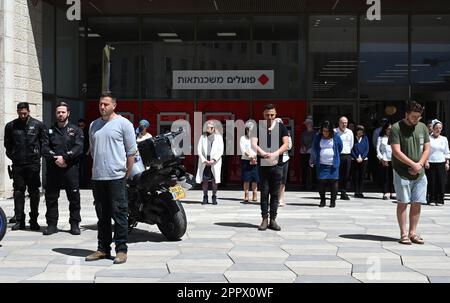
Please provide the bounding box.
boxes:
[70,222,81,235]
[43,225,58,235]
[11,221,25,231]
[29,212,40,231]
[9,215,16,224]
[202,195,208,205]
[319,199,326,208]
[212,195,218,205]
[330,200,336,208]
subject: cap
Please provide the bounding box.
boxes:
[139,119,150,128]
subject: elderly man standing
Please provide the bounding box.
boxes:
[335,116,354,200]
[85,92,137,264]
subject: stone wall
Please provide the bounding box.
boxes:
[0,0,43,197]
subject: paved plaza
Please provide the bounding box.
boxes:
[1,190,450,283]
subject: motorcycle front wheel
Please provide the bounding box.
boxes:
[0,207,7,241]
[157,200,187,241]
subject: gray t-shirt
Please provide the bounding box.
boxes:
[89,116,137,180]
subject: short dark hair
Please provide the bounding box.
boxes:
[17,102,30,110]
[55,101,70,112]
[78,118,85,123]
[380,122,392,137]
[406,101,424,114]
[264,104,276,111]
[100,91,117,103]
[320,120,335,138]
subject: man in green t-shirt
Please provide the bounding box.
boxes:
[388,101,430,245]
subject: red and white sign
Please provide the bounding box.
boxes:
[173,70,274,90]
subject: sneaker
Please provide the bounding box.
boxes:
[43,225,58,236]
[113,252,128,264]
[382,195,389,200]
[85,251,111,262]
[279,200,285,207]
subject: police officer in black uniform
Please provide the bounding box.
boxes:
[4,102,48,231]
[42,102,84,235]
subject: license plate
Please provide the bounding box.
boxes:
[169,185,185,200]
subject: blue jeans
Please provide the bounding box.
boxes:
[92,178,128,253]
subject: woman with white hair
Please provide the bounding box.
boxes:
[196,121,224,205]
[240,121,259,202]
[425,119,450,206]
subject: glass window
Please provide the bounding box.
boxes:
[42,2,55,94]
[253,16,305,99]
[142,17,195,99]
[86,17,139,99]
[56,8,79,98]
[412,15,450,89]
[197,17,251,100]
[308,15,357,99]
[360,15,409,100]
[359,100,405,133]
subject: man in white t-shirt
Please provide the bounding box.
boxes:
[334,116,354,200]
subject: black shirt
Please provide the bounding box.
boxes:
[255,122,289,166]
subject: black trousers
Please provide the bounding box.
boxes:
[352,160,367,194]
[379,162,394,194]
[260,165,282,218]
[339,154,352,194]
[92,178,128,253]
[318,179,338,203]
[426,162,447,204]
[45,166,81,226]
[12,164,41,222]
[300,153,315,189]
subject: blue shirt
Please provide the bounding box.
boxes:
[351,135,369,160]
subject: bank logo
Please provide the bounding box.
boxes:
[258,74,269,86]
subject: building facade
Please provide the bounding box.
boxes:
[1,0,450,196]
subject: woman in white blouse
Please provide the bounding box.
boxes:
[425,119,450,206]
[239,122,259,203]
[376,122,395,200]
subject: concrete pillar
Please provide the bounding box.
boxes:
[0,0,43,197]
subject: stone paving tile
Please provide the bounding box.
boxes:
[295,275,361,283]
[2,190,450,283]
[352,272,429,283]
[224,263,297,283]
[159,273,228,283]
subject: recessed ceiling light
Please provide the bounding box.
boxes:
[436,17,443,21]
[158,33,178,37]
[163,38,183,43]
[336,17,341,21]
[217,32,237,37]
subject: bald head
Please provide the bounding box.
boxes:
[339,116,348,131]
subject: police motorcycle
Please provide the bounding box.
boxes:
[127,128,194,241]
[0,206,6,241]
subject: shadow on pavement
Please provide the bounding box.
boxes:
[127,228,169,243]
[287,203,320,207]
[215,222,259,229]
[180,200,202,205]
[53,248,96,257]
[340,234,399,242]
